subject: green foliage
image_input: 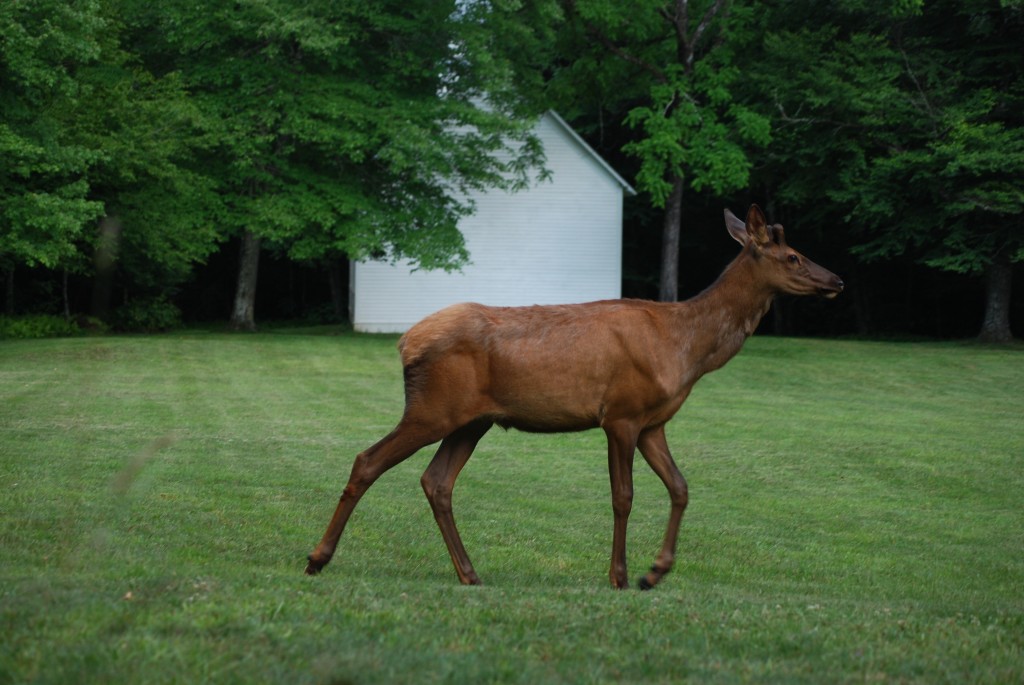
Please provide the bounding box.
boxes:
[0,0,107,268]
[1,333,1022,682]
[129,0,547,273]
[0,0,222,303]
[111,296,183,332]
[78,56,222,290]
[553,0,771,208]
[0,314,79,339]
[753,0,1024,276]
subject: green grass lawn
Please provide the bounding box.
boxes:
[1,330,1021,684]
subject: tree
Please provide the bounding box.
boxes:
[83,5,222,320]
[846,0,1024,342]
[0,0,106,310]
[1,0,224,321]
[752,0,1023,341]
[130,0,546,331]
[555,0,770,301]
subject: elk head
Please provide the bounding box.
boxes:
[725,204,844,299]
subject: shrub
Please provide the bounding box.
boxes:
[112,297,183,332]
[0,315,80,340]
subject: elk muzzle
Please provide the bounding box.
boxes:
[805,259,844,299]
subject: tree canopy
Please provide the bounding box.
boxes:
[749,0,1023,339]
[551,0,771,301]
[0,0,107,270]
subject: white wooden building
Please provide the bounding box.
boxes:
[350,111,635,333]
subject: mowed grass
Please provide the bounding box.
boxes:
[0,330,1021,684]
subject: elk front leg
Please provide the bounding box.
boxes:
[421,420,491,585]
[636,424,688,590]
[306,419,442,575]
[604,422,639,589]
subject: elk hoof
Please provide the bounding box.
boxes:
[638,565,668,590]
[305,554,328,575]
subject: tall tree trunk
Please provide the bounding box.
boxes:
[91,215,123,321]
[230,230,261,331]
[977,254,1014,343]
[658,176,685,302]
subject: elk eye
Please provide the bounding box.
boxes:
[788,254,800,264]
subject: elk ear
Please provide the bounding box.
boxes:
[724,208,748,245]
[745,204,771,248]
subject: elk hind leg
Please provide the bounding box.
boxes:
[421,420,491,585]
[636,424,688,590]
[305,418,444,575]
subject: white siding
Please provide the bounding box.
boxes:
[352,112,629,333]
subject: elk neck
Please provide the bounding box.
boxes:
[666,249,776,375]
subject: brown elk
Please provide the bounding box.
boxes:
[306,204,843,589]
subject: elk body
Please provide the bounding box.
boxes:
[306,204,843,589]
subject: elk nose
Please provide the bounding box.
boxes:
[835,278,845,290]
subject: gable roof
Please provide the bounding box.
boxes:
[545,110,637,196]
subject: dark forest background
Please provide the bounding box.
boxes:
[29,204,1018,340]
